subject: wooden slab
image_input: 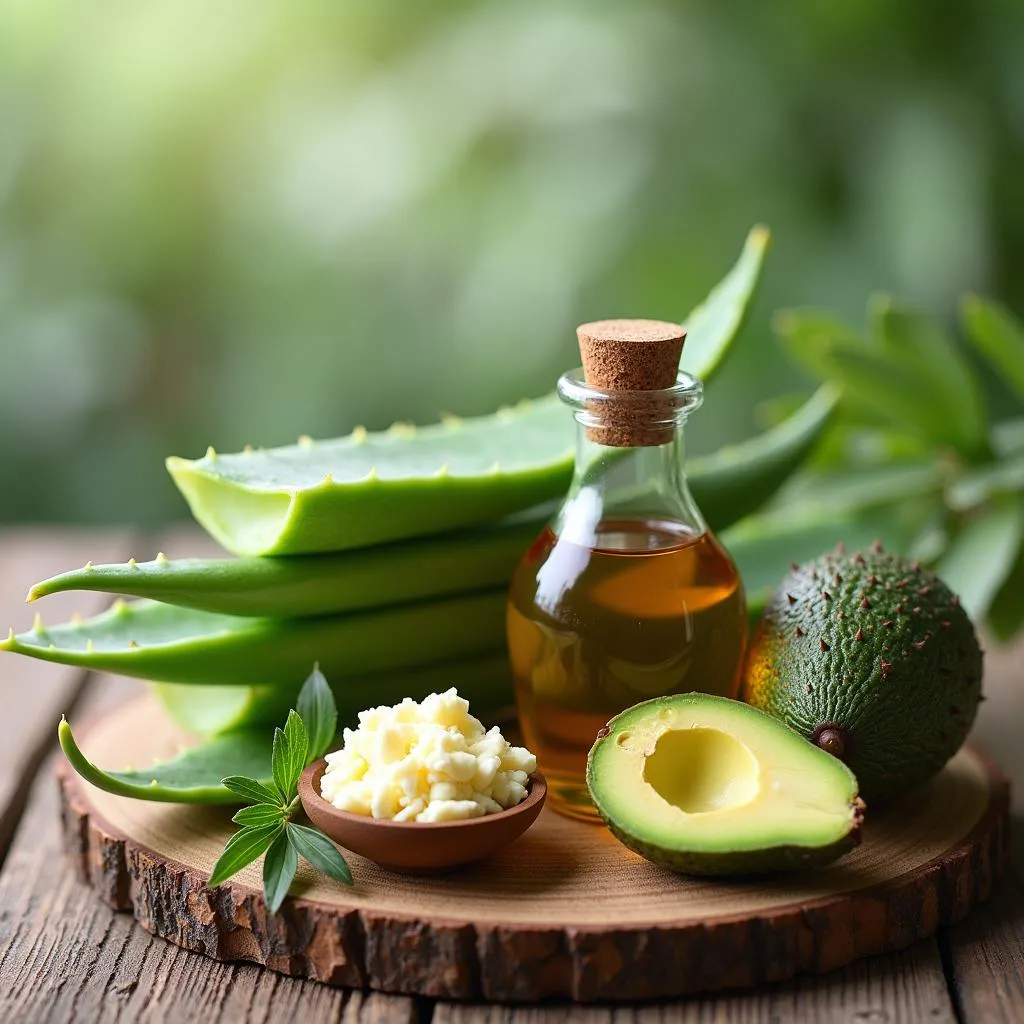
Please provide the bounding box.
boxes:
[59,696,1009,1003]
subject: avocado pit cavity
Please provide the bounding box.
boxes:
[643,727,759,814]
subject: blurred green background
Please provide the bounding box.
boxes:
[2,0,1022,526]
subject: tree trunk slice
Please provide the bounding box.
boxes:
[59,696,1009,1003]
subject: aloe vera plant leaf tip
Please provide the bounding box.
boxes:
[58,717,271,803]
[3,591,506,687]
[166,227,769,557]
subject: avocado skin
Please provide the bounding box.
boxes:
[596,804,864,876]
[742,548,983,804]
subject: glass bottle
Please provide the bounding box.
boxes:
[507,321,747,820]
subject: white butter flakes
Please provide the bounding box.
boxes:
[319,688,537,822]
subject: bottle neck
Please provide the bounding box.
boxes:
[552,421,706,549]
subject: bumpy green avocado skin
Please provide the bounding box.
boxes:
[595,814,862,877]
[742,547,983,803]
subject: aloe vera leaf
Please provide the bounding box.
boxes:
[153,652,512,735]
[167,397,571,557]
[2,591,505,687]
[679,224,770,380]
[687,384,839,530]
[166,229,769,558]
[28,382,828,619]
[58,717,270,803]
[27,510,546,617]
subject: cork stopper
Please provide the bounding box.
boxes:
[575,318,686,447]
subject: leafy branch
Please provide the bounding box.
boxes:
[770,292,1024,641]
[208,665,352,911]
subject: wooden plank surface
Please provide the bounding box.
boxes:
[0,528,131,855]
[0,528,1020,1023]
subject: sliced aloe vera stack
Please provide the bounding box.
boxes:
[152,652,511,735]
[26,380,833,620]
[2,591,505,687]
[168,228,769,556]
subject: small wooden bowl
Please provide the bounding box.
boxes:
[298,760,547,874]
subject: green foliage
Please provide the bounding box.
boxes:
[961,296,1024,402]
[208,668,354,911]
[772,296,1024,643]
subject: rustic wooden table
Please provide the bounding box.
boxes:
[0,527,1021,1024]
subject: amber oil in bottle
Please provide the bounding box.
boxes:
[507,320,747,820]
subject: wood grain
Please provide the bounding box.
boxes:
[59,694,1009,1003]
[435,939,957,1021]
[0,528,132,855]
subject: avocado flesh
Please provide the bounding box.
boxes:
[587,693,863,875]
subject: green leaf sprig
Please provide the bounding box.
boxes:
[208,665,352,911]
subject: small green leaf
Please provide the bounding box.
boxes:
[937,503,1024,621]
[987,539,1024,642]
[233,803,287,828]
[993,417,1024,458]
[771,462,943,518]
[946,453,1024,511]
[222,776,281,807]
[283,709,308,789]
[271,726,291,803]
[682,225,770,381]
[776,304,988,456]
[961,295,1024,401]
[287,823,353,886]
[262,829,299,913]
[208,823,283,887]
[872,297,988,457]
[297,665,337,761]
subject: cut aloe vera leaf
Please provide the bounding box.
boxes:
[167,228,770,557]
[154,652,512,735]
[59,717,269,804]
[2,591,505,687]
[168,397,571,557]
[28,509,547,618]
[29,380,828,621]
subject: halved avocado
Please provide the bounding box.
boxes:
[586,693,864,875]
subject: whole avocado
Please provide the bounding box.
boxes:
[742,544,983,803]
